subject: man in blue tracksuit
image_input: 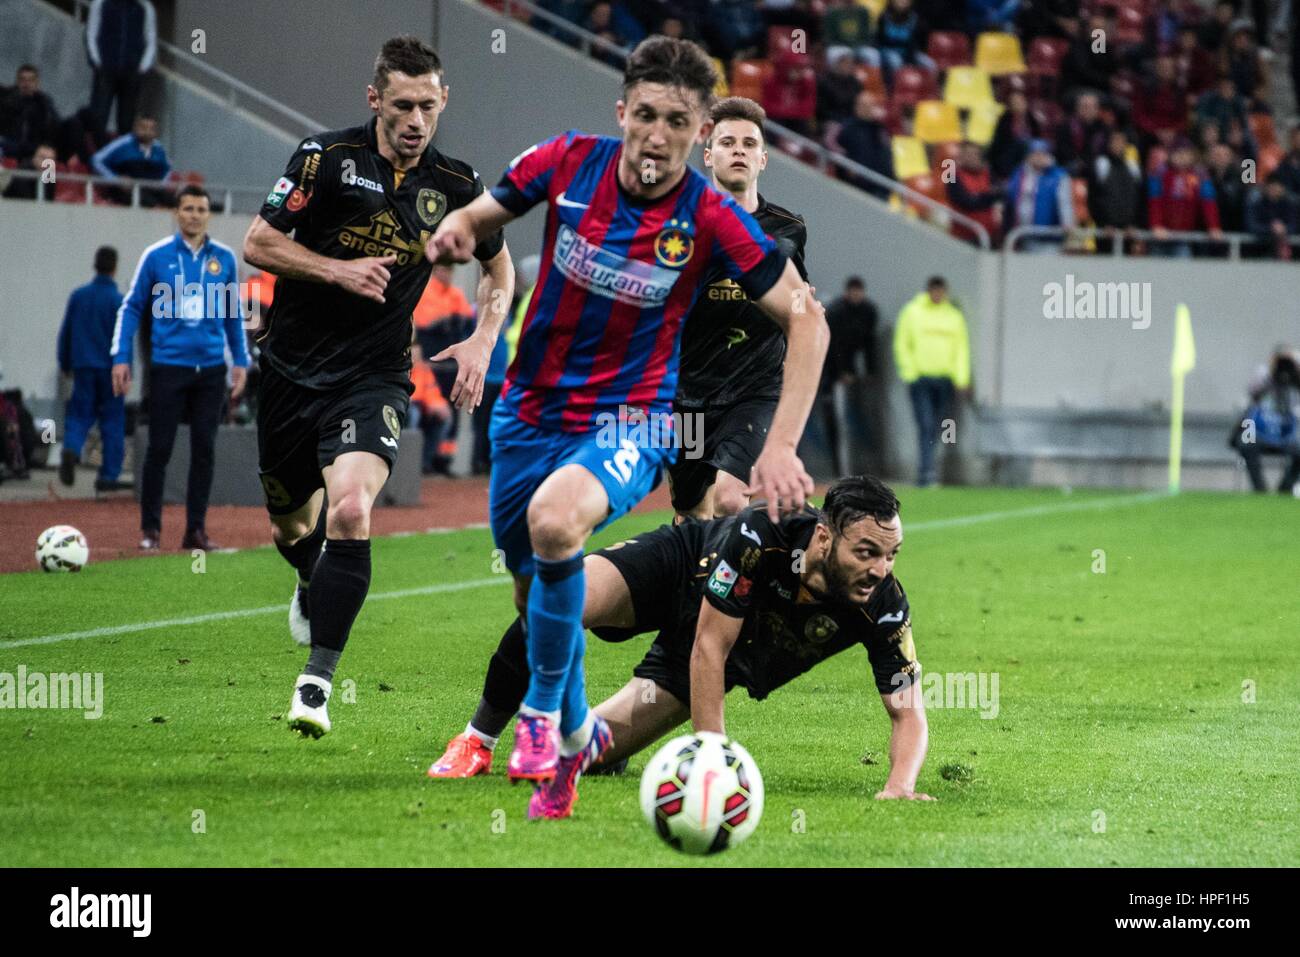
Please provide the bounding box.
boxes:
[58,246,128,491]
[112,184,250,550]
[85,0,156,139]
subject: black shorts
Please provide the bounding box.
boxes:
[593,522,740,703]
[256,362,413,515]
[668,396,777,513]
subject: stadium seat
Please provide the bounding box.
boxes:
[711,57,729,96]
[1249,112,1277,150]
[964,100,1003,146]
[768,26,796,59]
[930,140,960,174]
[1072,178,1091,224]
[943,66,995,110]
[1030,98,1064,131]
[927,31,972,70]
[913,101,962,144]
[1114,7,1147,45]
[974,32,1027,76]
[892,136,930,180]
[903,172,949,220]
[730,60,771,101]
[855,0,886,17]
[855,64,886,96]
[891,66,938,110]
[1027,36,1068,97]
[1260,143,1284,180]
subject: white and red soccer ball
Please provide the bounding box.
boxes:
[640,731,764,855]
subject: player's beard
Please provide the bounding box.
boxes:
[823,538,878,607]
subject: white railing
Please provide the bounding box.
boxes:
[492,0,992,249]
[0,166,267,213]
[1004,224,1300,260]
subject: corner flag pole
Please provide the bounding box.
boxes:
[1169,304,1196,494]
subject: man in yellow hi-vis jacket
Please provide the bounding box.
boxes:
[893,276,970,487]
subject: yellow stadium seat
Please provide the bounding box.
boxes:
[964,101,1003,146]
[913,101,962,144]
[891,135,930,180]
[711,57,729,97]
[974,32,1027,76]
[855,0,886,19]
[942,66,995,110]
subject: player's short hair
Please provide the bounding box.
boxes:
[93,246,117,275]
[623,36,717,112]
[175,184,210,206]
[707,97,766,148]
[926,275,947,290]
[822,475,900,534]
[373,35,443,93]
[17,63,38,77]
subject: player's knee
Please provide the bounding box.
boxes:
[270,515,313,545]
[526,500,586,557]
[327,490,373,538]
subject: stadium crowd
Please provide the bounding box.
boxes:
[510,0,1300,256]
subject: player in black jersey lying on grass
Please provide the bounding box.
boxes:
[428,475,932,809]
[669,96,810,522]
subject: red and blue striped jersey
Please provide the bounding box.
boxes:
[490,130,787,432]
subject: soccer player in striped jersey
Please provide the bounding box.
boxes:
[426,37,828,819]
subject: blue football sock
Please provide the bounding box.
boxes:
[522,551,585,716]
[559,624,589,739]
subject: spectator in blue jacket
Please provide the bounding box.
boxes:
[1245,173,1299,259]
[111,185,249,551]
[58,246,128,491]
[91,114,170,205]
[1004,139,1075,251]
[86,0,156,139]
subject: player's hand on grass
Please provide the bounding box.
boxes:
[426,213,476,265]
[229,366,247,402]
[747,442,814,521]
[111,363,131,397]
[432,334,493,411]
[334,254,395,303]
[874,786,935,801]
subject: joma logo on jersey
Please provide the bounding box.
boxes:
[553,224,681,307]
[342,166,385,193]
[338,209,431,265]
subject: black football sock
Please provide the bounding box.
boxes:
[304,647,341,684]
[470,616,530,740]
[304,538,371,682]
[276,506,327,585]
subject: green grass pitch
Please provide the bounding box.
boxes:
[1,486,1296,867]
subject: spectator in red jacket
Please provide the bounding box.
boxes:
[761,51,816,138]
[1134,55,1190,148]
[947,141,1001,245]
[1147,139,1223,256]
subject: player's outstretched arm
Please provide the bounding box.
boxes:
[689,599,744,734]
[243,216,395,304]
[432,242,515,410]
[425,192,516,265]
[749,260,830,519]
[876,681,933,800]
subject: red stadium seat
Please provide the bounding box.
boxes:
[730,60,771,101]
[903,172,949,219]
[1249,112,1277,150]
[1027,37,1068,97]
[891,65,938,111]
[1260,143,1284,180]
[0,157,16,170]
[1114,7,1148,45]
[927,31,972,71]
[855,63,886,96]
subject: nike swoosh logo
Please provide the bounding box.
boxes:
[740,523,761,546]
[879,611,905,624]
[701,770,719,830]
[556,192,588,209]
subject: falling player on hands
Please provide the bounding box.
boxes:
[425,37,828,819]
[243,37,513,737]
[670,96,809,521]
[436,476,932,801]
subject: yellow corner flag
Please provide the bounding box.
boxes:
[1169,304,1196,493]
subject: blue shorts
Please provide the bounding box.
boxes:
[488,403,672,577]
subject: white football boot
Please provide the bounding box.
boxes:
[287,674,331,738]
[288,583,311,647]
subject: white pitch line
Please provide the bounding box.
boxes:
[0,576,509,650]
[904,490,1168,532]
[5,491,1166,650]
